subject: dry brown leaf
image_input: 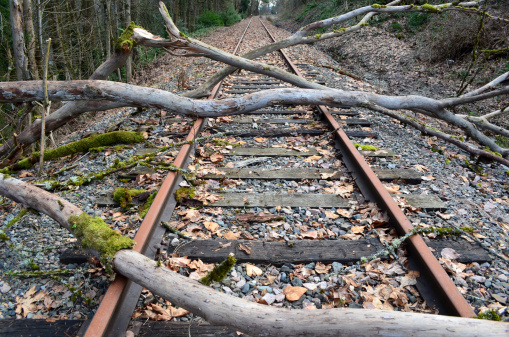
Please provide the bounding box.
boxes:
[315,262,331,274]
[283,286,307,301]
[254,137,266,143]
[222,230,241,240]
[210,152,225,163]
[238,243,252,255]
[182,209,202,222]
[441,247,461,260]
[169,257,191,268]
[246,263,263,277]
[324,210,339,219]
[336,209,352,218]
[303,155,322,163]
[302,230,318,239]
[203,221,219,232]
[384,184,401,194]
[351,225,366,234]
[18,171,34,178]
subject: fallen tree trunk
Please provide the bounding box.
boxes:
[113,249,507,337]
[2,79,509,162]
[0,173,506,336]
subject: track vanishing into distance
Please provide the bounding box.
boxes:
[2,17,498,337]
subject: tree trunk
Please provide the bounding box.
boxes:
[9,0,28,81]
[113,249,507,337]
[125,0,132,82]
[23,0,39,80]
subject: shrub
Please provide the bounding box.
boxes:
[220,4,242,26]
[197,11,224,28]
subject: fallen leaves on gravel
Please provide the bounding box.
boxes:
[283,286,307,301]
[210,152,225,163]
[16,286,45,318]
[246,263,263,277]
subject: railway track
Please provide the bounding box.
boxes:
[1,17,502,336]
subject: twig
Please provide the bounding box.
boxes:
[39,38,51,176]
[161,221,192,240]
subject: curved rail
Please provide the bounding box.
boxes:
[83,17,254,337]
[258,17,474,318]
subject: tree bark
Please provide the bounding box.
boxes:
[113,249,507,337]
[22,0,39,80]
[0,173,506,336]
[2,79,509,162]
[9,0,28,81]
[125,0,132,82]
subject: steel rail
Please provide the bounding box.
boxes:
[83,17,253,337]
[258,17,475,318]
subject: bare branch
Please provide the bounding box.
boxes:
[1,79,508,158]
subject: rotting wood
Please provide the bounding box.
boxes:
[212,193,350,208]
[171,239,384,265]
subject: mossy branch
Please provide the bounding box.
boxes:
[359,225,474,264]
[68,213,135,275]
[161,221,192,240]
[7,131,144,172]
[199,253,236,286]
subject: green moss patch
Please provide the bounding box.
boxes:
[68,213,135,274]
[174,187,196,203]
[354,143,379,151]
[113,188,147,209]
[5,208,28,229]
[199,254,236,286]
[476,309,501,321]
[139,191,157,218]
[10,131,144,171]
[115,22,142,51]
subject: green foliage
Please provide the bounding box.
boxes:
[354,143,379,151]
[495,136,509,148]
[220,4,242,26]
[113,188,147,209]
[68,213,135,275]
[174,187,196,203]
[197,11,224,28]
[0,0,12,81]
[389,22,403,32]
[139,191,157,218]
[407,12,430,30]
[476,309,501,321]
[199,254,236,285]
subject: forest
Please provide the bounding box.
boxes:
[1,0,509,335]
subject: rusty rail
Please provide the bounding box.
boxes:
[83,17,253,337]
[258,17,475,318]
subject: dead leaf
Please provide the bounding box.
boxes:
[18,171,34,178]
[384,184,401,194]
[210,152,225,163]
[246,263,263,277]
[413,164,429,172]
[303,155,322,163]
[315,262,331,274]
[181,209,202,222]
[204,221,219,232]
[324,211,339,219]
[283,286,307,301]
[302,230,318,239]
[351,225,365,234]
[238,244,252,255]
[441,247,461,260]
[222,231,241,240]
[336,209,352,218]
[421,175,435,181]
[254,137,266,143]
